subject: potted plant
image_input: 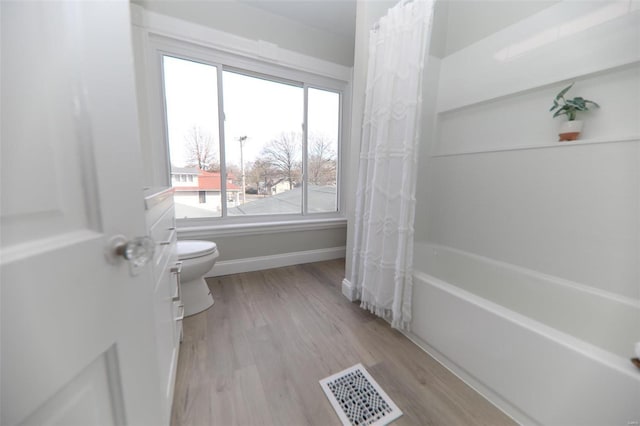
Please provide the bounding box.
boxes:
[549,83,599,141]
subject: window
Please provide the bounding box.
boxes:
[307,88,339,213]
[161,53,343,222]
[163,56,221,218]
[222,70,303,216]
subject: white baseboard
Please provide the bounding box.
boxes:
[341,278,358,301]
[206,246,346,277]
[399,330,532,426]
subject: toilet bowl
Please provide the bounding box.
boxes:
[177,240,218,317]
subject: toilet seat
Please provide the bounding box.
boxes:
[177,240,217,260]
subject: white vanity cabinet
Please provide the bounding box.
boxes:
[144,187,182,424]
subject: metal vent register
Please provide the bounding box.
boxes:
[319,364,402,426]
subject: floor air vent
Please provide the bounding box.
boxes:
[319,363,402,426]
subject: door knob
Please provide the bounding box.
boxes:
[106,235,155,268]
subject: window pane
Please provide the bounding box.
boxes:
[222,71,303,216]
[307,88,339,212]
[162,56,222,218]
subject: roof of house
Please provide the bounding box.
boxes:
[174,185,336,218]
[227,185,336,215]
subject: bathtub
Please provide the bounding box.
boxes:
[408,242,640,425]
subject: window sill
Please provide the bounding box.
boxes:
[176,217,347,239]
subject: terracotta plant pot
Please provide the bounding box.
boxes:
[558,120,583,141]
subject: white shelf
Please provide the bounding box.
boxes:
[431,135,640,158]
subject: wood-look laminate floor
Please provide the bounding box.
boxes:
[171,259,515,426]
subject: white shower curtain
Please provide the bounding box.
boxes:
[350,0,434,330]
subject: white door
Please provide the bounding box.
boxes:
[1,2,163,425]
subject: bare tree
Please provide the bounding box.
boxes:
[308,134,337,186]
[184,125,219,171]
[260,132,301,190]
[225,163,241,185]
[247,159,276,195]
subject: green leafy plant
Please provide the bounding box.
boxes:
[549,83,599,121]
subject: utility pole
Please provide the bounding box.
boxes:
[238,135,247,205]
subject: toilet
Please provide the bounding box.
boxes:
[177,240,219,317]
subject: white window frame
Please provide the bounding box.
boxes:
[149,34,349,230]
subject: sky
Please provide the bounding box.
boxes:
[163,55,339,169]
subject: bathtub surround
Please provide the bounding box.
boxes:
[408,0,640,424]
[350,0,433,329]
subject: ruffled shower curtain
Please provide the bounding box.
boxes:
[350,0,434,329]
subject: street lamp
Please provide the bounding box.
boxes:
[238,135,247,204]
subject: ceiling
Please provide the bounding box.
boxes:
[239,0,357,40]
[132,0,559,64]
[239,0,557,59]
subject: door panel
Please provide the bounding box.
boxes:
[2,237,117,425]
[21,348,123,426]
[0,2,98,247]
[1,2,163,425]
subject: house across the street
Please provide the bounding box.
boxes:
[171,166,241,217]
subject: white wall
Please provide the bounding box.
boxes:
[131,0,354,67]
[442,0,559,56]
[205,228,346,263]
